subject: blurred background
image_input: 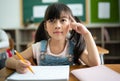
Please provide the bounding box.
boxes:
[0,0,120,64]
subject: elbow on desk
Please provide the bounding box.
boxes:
[88,59,101,67]
[88,63,101,67]
[94,62,101,66]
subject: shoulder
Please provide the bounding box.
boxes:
[32,40,48,59]
[0,29,8,38]
[32,42,41,59]
[0,30,9,41]
[32,40,48,49]
[0,29,3,32]
[0,29,6,34]
[32,42,40,53]
[32,42,40,47]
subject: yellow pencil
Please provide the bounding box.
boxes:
[14,50,34,74]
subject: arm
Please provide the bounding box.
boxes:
[5,46,33,73]
[70,17,101,66]
[80,31,101,66]
[0,30,9,48]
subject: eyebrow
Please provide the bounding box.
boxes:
[61,16,69,18]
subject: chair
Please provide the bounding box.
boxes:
[97,46,109,64]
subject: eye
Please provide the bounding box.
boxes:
[48,19,55,23]
[61,18,67,22]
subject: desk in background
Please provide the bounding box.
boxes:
[0,64,120,81]
[97,46,109,64]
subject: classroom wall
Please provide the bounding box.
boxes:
[0,0,20,28]
[0,0,120,29]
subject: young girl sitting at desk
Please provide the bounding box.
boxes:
[5,3,100,74]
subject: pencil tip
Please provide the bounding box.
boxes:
[32,72,35,75]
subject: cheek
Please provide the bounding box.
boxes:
[46,24,52,32]
[65,21,71,30]
[46,27,52,34]
[46,26,54,36]
[66,24,71,31]
[64,24,70,33]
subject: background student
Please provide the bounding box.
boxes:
[5,3,100,74]
[0,29,14,69]
[0,29,9,69]
[0,29,9,49]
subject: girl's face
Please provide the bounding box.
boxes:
[45,12,71,40]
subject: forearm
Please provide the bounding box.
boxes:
[83,32,101,66]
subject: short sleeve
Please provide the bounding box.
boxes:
[32,42,40,59]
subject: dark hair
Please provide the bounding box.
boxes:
[35,21,48,42]
[70,16,85,65]
[35,3,73,42]
[44,3,73,21]
[35,3,85,65]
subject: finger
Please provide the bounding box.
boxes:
[17,68,28,74]
[69,15,76,22]
[20,60,30,68]
[25,60,31,65]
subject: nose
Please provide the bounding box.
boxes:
[54,21,61,29]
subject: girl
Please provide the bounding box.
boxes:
[5,3,100,73]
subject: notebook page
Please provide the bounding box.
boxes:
[7,66,69,81]
[71,65,120,81]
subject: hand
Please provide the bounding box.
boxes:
[69,16,89,36]
[15,60,31,74]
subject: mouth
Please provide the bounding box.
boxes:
[53,31,63,34]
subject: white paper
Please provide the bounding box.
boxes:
[7,66,69,81]
[42,0,58,3]
[67,4,83,16]
[71,65,120,81]
[98,2,110,19]
[33,5,48,18]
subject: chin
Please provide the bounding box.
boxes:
[53,37,65,40]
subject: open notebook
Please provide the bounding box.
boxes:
[7,66,69,81]
[71,65,120,81]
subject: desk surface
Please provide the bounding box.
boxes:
[97,46,109,54]
[0,64,120,81]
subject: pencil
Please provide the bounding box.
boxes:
[14,50,34,74]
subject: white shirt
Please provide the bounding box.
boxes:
[0,29,9,48]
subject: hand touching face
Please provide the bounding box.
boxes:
[69,16,89,36]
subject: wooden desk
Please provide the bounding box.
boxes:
[0,64,120,81]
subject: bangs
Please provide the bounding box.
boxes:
[44,3,72,21]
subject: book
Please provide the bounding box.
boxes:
[71,65,120,81]
[7,66,69,81]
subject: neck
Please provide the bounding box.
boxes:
[49,39,67,54]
